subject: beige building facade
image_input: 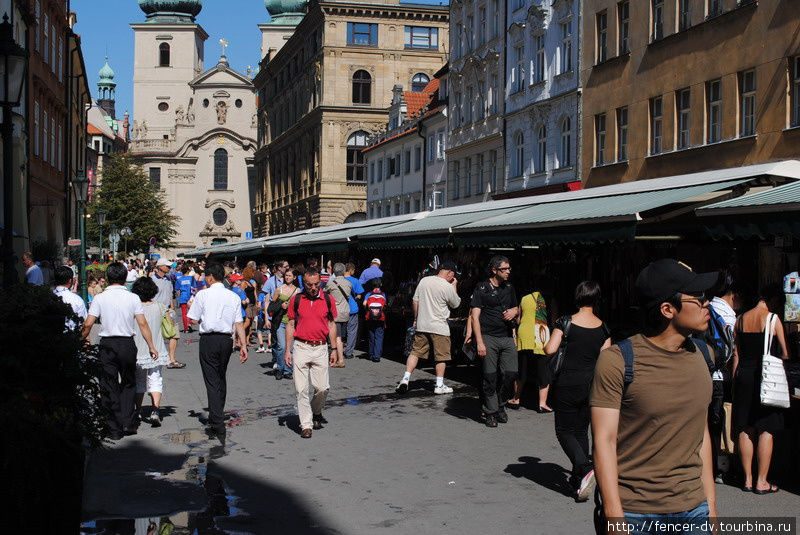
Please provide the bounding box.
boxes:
[129,1,256,254]
[253,0,449,236]
[581,0,800,188]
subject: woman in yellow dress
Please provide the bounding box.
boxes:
[509,290,552,412]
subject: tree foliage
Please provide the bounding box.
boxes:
[87,153,180,251]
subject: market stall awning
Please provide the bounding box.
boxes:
[697,180,800,215]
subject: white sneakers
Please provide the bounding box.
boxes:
[395,379,454,395]
[577,469,596,502]
[434,384,453,395]
[396,378,409,394]
[255,346,266,353]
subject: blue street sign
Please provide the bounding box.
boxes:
[150,254,161,260]
[245,232,253,239]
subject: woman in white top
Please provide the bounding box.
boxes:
[131,276,173,426]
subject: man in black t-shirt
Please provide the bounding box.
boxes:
[466,255,519,427]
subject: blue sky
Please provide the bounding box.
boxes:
[73,0,448,124]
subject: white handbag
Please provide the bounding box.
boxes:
[759,313,790,409]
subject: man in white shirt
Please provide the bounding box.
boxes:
[125,264,139,290]
[396,261,461,395]
[188,263,248,440]
[81,262,158,440]
[53,266,87,330]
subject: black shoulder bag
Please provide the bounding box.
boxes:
[547,315,573,378]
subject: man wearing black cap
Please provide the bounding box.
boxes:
[467,255,519,427]
[396,260,461,395]
[591,259,718,533]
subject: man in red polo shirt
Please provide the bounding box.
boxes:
[285,267,338,438]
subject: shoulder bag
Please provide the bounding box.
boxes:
[547,315,572,378]
[760,313,790,409]
[160,304,177,339]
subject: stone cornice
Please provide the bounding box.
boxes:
[319,1,449,21]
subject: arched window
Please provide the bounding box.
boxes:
[214,148,228,190]
[411,73,430,92]
[560,117,571,168]
[346,131,369,182]
[213,208,227,226]
[352,70,371,104]
[514,132,524,177]
[159,43,170,67]
[537,125,547,173]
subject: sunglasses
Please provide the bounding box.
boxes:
[679,293,708,307]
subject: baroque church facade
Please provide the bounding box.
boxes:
[129,0,256,255]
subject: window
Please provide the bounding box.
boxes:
[347,131,368,182]
[214,148,228,190]
[514,132,525,177]
[203,98,209,108]
[466,86,473,123]
[235,99,243,108]
[43,14,48,64]
[388,156,395,178]
[489,150,498,192]
[404,200,411,214]
[560,117,571,168]
[377,160,383,182]
[492,0,500,38]
[596,12,608,63]
[515,0,525,10]
[677,88,691,149]
[405,27,438,49]
[465,157,472,197]
[43,111,48,163]
[427,135,435,162]
[57,37,63,82]
[34,102,40,156]
[679,0,691,30]
[792,58,800,128]
[708,0,721,17]
[560,21,572,74]
[652,0,664,40]
[414,145,421,171]
[213,208,227,226]
[411,73,430,92]
[369,161,375,183]
[347,23,378,46]
[617,107,628,161]
[466,16,474,51]
[352,70,371,104]
[595,113,606,165]
[50,116,55,165]
[707,79,722,142]
[436,130,445,160]
[159,43,170,67]
[455,92,463,126]
[35,1,40,52]
[534,36,545,83]
[404,150,411,174]
[739,69,756,137]
[452,161,460,199]
[490,75,499,115]
[455,24,463,58]
[514,45,525,92]
[158,102,169,112]
[650,97,663,154]
[149,167,161,188]
[57,128,62,171]
[478,7,487,46]
[477,154,485,194]
[618,2,630,54]
[50,24,55,67]
[395,153,401,176]
[536,126,546,174]
[477,81,486,120]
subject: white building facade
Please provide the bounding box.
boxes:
[504,0,581,193]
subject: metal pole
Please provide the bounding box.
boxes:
[78,203,87,301]
[98,224,103,261]
[2,104,16,287]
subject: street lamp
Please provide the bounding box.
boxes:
[120,227,132,257]
[96,208,107,259]
[72,172,89,301]
[1,13,28,288]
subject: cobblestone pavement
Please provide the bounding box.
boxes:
[82,333,800,534]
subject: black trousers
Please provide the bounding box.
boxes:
[708,380,725,476]
[481,335,519,415]
[199,333,233,431]
[98,336,137,433]
[554,382,593,484]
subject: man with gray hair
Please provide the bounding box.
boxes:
[151,257,185,369]
[326,262,353,367]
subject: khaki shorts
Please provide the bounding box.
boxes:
[410,332,451,362]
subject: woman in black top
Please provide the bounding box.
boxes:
[732,283,788,494]
[544,281,610,502]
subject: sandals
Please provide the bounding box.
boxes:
[167,362,186,369]
[753,485,779,495]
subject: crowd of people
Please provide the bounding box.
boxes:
[20,247,797,534]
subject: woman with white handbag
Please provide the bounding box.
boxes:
[732,283,789,495]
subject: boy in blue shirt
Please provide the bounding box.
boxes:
[175,266,195,332]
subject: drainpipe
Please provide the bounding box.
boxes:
[575,0,582,186]
[501,0,509,195]
[417,122,426,210]
[65,0,73,244]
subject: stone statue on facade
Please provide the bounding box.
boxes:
[251,113,257,129]
[216,101,228,125]
[186,101,195,125]
[175,105,185,124]
[141,120,148,137]
[131,120,140,140]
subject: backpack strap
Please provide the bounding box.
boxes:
[617,338,635,386]
[689,337,715,375]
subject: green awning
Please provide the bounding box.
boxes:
[697,180,800,215]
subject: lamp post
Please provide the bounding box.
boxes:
[96,208,107,260]
[120,227,132,257]
[72,172,89,301]
[0,13,28,288]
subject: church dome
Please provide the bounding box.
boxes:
[264,0,308,25]
[138,0,202,22]
[98,57,115,83]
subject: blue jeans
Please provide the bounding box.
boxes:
[273,323,292,374]
[366,321,384,361]
[623,501,709,534]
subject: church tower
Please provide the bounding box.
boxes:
[97,57,117,119]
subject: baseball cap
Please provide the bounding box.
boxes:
[635,259,719,310]
[371,258,381,265]
[156,258,171,267]
[229,273,243,282]
[439,260,461,276]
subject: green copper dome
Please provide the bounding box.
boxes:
[264,0,307,25]
[98,57,115,83]
[138,0,202,23]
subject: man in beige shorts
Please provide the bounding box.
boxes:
[396,261,461,395]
